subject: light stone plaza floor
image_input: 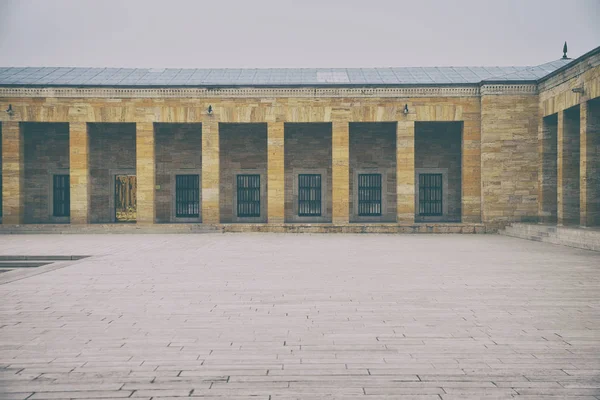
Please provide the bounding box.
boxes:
[0,233,599,400]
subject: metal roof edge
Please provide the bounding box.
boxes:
[478,79,538,85]
[0,82,482,89]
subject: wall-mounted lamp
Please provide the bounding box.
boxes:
[403,104,409,114]
[5,104,14,116]
[207,105,213,114]
[571,87,584,94]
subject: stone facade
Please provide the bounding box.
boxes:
[88,123,136,223]
[414,122,461,222]
[219,123,268,223]
[155,123,202,223]
[1,47,600,232]
[481,92,539,225]
[284,123,332,223]
[23,122,69,224]
[349,122,396,223]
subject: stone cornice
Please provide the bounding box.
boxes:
[0,86,482,98]
[0,84,550,98]
[479,84,538,96]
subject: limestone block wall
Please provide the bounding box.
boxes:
[23,123,69,224]
[284,123,332,223]
[0,125,2,220]
[349,122,396,222]
[539,52,600,117]
[558,106,581,225]
[219,123,268,223]
[155,123,202,223]
[481,93,539,224]
[0,90,482,226]
[584,98,600,225]
[539,114,558,222]
[539,51,600,227]
[89,123,136,223]
[414,122,461,222]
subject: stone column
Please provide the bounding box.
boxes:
[136,122,155,224]
[267,122,285,223]
[397,120,415,223]
[69,122,90,224]
[539,114,558,223]
[332,120,349,224]
[556,111,565,225]
[462,119,482,223]
[581,100,600,226]
[580,101,589,226]
[558,108,581,225]
[202,117,219,224]
[1,121,24,224]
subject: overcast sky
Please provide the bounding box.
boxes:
[0,0,598,69]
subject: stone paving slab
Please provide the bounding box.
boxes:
[0,233,599,399]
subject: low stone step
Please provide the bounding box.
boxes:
[0,261,51,268]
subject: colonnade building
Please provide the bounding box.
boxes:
[0,46,598,233]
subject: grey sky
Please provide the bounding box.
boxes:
[0,0,598,68]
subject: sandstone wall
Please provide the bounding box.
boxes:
[481,94,539,224]
[88,123,136,223]
[349,122,396,222]
[23,123,69,224]
[219,123,268,223]
[414,122,461,222]
[155,123,202,223]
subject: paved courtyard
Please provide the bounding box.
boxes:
[0,233,599,400]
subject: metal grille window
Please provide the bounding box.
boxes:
[298,174,321,216]
[175,175,200,217]
[419,173,443,216]
[53,174,70,217]
[237,174,260,217]
[358,173,382,216]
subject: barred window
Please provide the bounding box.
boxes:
[358,174,382,216]
[53,174,70,217]
[298,174,321,216]
[419,173,443,216]
[175,175,200,217]
[237,174,260,217]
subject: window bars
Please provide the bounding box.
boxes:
[237,174,260,217]
[175,175,200,217]
[298,174,322,216]
[419,173,443,216]
[53,174,70,217]
[358,173,382,216]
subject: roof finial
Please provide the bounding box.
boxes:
[562,41,568,59]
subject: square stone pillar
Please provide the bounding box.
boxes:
[556,110,565,226]
[581,100,600,226]
[136,122,155,224]
[397,120,415,223]
[558,108,581,226]
[332,120,349,224]
[267,122,284,223]
[539,114,558,223]
[69,122,90,224]
[462,120,482,223]
[202,118,219,224]
[1,121,24,224]
[580,101,589,226]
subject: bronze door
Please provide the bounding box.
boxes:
[115,175,137,222]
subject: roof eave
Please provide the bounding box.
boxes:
[536,45,600,84]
